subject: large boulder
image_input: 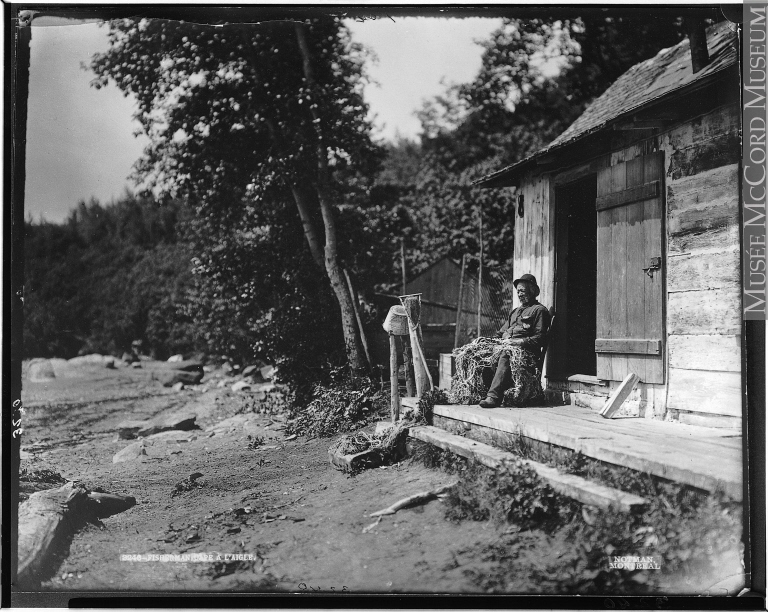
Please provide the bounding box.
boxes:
[28,360,55,382]
[167,354,184,362]
[152,369,203,387]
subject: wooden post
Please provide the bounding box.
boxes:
[400,293,433,395]
[343,268,371,368]
[454,254,467,349]
[389,332,400,422]
[400,336,416,397]
[400,238,407,295]
[477,206,483,338]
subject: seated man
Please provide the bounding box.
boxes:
[478,274,551,408]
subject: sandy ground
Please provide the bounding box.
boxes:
[15,361,746,599]
[17,362,512,594]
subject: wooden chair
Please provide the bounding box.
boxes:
[537,310,555,374]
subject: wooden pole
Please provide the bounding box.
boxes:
[400,293,432,395]
[400,336,416,397]
[454,254,467,349]
[389,333,401,422]
[477,206,484,338]
[400,238,407,295]
[343,268,371,368]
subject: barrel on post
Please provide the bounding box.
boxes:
[383,306,410,422]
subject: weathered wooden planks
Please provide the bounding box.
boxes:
[668,334,741,372]
[430,403,742,499]
[600,373,640,418]
[514,173,555,310]
[667,289,741,335]
[666,164,739,237]
[669,223,739,254]
[667,246,740,293]
[409,425,647,512]
[595,339,661,355]
[595,152,663,384]
[595,180,659,211]
[666,368,742,417]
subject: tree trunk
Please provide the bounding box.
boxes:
[295,22,366,372]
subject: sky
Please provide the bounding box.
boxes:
[24,16,502,223]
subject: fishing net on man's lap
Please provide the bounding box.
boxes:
[448,337,544,407]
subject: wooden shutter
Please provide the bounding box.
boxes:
[595,152,664,384]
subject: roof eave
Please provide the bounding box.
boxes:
[473,61,736,190]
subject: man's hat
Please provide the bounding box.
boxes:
[513,273,540,297]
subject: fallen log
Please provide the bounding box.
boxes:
[17,482,136,589]
[369,482,457,517]
[117,412,198,440]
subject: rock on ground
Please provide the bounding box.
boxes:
[112,441,147,463]
[153,369,204,387]
[28,360,56,382]
[117,413,198,440]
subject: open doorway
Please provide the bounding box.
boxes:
[554,175,597,377]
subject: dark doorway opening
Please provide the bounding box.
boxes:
[554,175,598,377]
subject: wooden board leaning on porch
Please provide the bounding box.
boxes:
[600,372,640,419]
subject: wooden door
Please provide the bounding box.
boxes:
[595,152,664,384]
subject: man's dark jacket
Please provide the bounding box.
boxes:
[497,301,551,353]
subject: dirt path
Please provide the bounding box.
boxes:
[19,364,508,594]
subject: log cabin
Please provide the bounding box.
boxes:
[474,20,741,429]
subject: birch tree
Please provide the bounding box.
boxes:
[91,16,381,371]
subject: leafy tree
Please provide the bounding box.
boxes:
[90,16,383,372]
[366,14,687,290]
[23,194,197,359]
[419,15,685,170]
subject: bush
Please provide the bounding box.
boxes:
[287,368,389,438]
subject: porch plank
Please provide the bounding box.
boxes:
[424,402,742,500]
[409,425,648,512]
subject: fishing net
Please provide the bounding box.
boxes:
[448,337,544,407]
[328,419,409,456]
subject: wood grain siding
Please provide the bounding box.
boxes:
[514,174,555,311]
[595,181,659,211]
[667,246,740,293]
[668,334,741,372]
[669,223,739,254]
[667,288,741,335]
[595,339,661,355]
[661,105,742,424]
[667,368,741,416]
[596,153,664,384]
[667,164,739,238]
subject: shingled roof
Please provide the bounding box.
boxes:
[475,20,738,187]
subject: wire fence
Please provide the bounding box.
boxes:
[454,257,515,348]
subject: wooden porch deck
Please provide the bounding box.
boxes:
[401,398,743,501]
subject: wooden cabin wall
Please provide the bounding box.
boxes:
[405,258,461,324]
[660,103,741,428]
[513,174,556,311]
[537,104,741,427]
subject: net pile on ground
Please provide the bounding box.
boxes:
[328,419,411,459]
[448,337,544,407]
